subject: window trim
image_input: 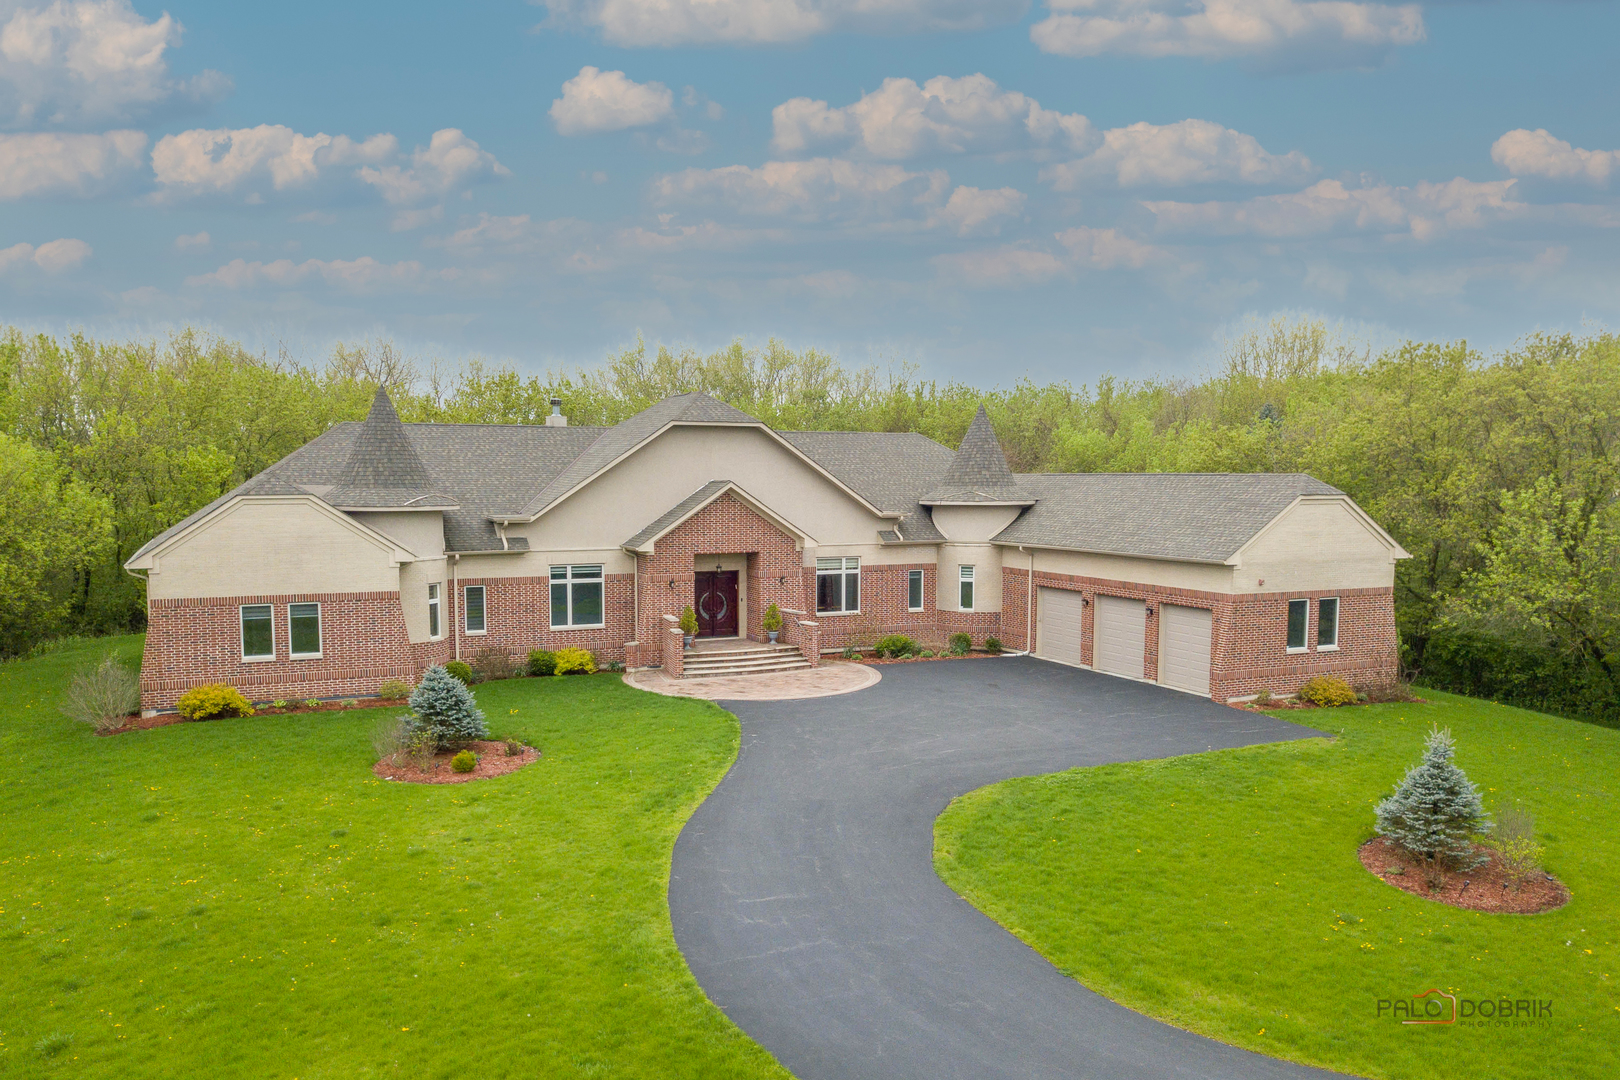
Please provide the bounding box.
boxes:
[550,564,606,630]
[907,568,925,612]
[288,601,322,660]
[814,556,861,616]
[1317,595,1340,651]
[240,603,275,662]
[427,582,442,641]
[959,564,975,612]
[464,584,487,636]
[1286,597,1310,653]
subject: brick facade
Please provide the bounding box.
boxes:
[1006,566,1399,702]
[455,571,634,666]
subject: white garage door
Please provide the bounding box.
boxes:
[1159,604,1213,697]
[1035,587,1086,667]
[1093,595,1146,680]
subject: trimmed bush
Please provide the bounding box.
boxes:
[175,684,255,721]
[61,655,140,733]
[1298,675,1357,707]
[451,750,478,773]
[376,679,412,700]
[444,660,475,686]
[948,632,972,656]
[1375,726,1490,870]
[526,649,557,677]
[408,665,487,747]
[678,606,698,636]
[873,634,918,659]
[984,637,1003,655]
[762,603,783,633]
[554,647,596,675]
[471,647,516,682]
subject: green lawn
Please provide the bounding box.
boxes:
[934,693,1619,1080]
[0,636,788,1079]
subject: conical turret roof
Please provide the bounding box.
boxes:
[921,405,1034,505]
[326,387,455,507]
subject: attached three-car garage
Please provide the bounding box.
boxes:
[1033,587,1213,698]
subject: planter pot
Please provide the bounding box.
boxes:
[684,634,695,648]
[767,631,779,644]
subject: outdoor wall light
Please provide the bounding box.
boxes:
[777,576,786,586]
[668,579,676,590]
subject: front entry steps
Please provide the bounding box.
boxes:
[681,642,811,679]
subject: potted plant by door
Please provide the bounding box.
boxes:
[762,602,783,644]
[679,605,699,648]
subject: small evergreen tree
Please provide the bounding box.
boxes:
[1375,726,1490,869]
[408,664,487,747]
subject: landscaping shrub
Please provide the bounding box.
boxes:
[408,665,488,747]
[471,647,516,682]
[451,750,478,773]
[1252,688,1273,706]
[1298,675,1357,707]
[762,603,783,634]
[60,655,140,732]
[948,633,972,656]
[371,716,410,764]
[873,634,918,659]
[1355,678,1418,704]
[920,649,936,658]
[444,660,475,685]
[678,607,698,637]
[527,649,557,677]
[984,637,1003,655]
[303,699,320,708]
[1491,804,1545,890]
[175,684,255,721]
[405,724,437,771]
[503,738,524,756]
[376,678,412,700]
[554,647,596,675]
[1375,726,1490,872]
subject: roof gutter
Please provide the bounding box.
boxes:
[988,540,1234,567]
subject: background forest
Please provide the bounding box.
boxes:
[2,320,1616,725]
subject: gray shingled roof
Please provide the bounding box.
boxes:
[776,430,954,542]
[922,406,1033,505]
[513,392,762,520]
[622,480,734,552]
[991,473,1342,563]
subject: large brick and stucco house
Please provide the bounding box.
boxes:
[125,388,1408,713]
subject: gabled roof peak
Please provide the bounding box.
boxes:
[921,404,1034,506]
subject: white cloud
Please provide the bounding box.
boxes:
[151,124,396,195]
[616,220,787,251]
[539,0,1025,47]
[772,74,1094,159]
[0,127,142,196]
[550,65,674,135]
[1492,129,1616,187]
[356,128,509,205]
[0,235,89,271]
[185,255,438,293]
[1041,119,1314,189]
[652,157,949,224]
[1030,0,1425,69]
[1142,176,1525,240]
[934,245,1069,286]
[934,185,1026,235]
[172,229,208,251]
[0,0,229,126]
[1055,225,1169,269]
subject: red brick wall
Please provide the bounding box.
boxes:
[454,572,634,666]
[1012,567,1398,701]
[808,562,953,650]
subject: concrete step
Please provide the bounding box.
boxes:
[681,653,813,678]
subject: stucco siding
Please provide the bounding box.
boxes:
[350,510,446,558]
[1234,498,1397,593]
[146,498,400,600]
[1016,548,1235,594]
[930,505,1022,543]
[398,558,448,644]
[939,542,1003,612]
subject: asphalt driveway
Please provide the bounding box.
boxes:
[669,655,1342,1080]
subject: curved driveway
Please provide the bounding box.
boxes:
[670,656,1340,1080]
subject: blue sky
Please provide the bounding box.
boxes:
[1,0,1616,383]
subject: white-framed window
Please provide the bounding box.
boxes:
[908,568,924,612]
[427,583,441,640]
[959,565,975,611]
[240,603,274,661]
[1317,596,1339,650]
[1286,598,1309,652]
[289,602,322,659]
[815,557,860,614]
[551,564,604,628]
[464,585,486,635]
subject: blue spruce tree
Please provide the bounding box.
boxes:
[1375,726,1489,869]
[409,664,488,747]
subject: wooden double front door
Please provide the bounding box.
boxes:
[694,570,740,638]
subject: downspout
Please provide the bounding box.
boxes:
[1027,545,1034,654]
[633,552,640,653]
[452,552,461,662]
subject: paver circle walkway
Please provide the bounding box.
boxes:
[623,660,880,700]
[670,655,1342,1080]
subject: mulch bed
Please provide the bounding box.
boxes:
[856,652,1004,665]
[1358,836,1569,914]
[373,740,541,785]
[1237,696,1426,711]
[98,697,413,736]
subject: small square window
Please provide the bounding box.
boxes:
[908,569,924,612]
[289,602,321,658]
[241,604,274,661]
[959,565,974,611]
[1286,598,1309,651]
[1318,597,1339,649]
[464,585,486,634]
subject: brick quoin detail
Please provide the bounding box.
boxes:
[1007,566,1398,701]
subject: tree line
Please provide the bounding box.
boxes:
[2,320,1615,725]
